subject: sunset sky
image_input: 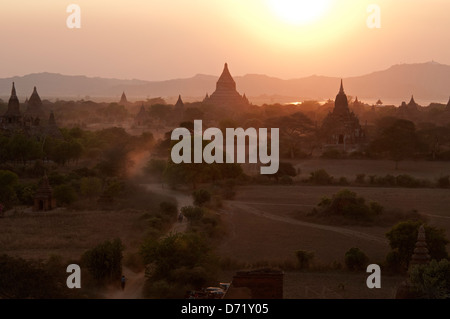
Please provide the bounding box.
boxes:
[0,0,449,80]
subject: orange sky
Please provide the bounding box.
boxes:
[0,0,449,80]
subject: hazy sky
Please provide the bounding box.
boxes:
[0,0,449,81]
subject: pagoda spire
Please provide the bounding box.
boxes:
[339,79,344,93]
[175,95,184,108]
[333,79,349,114]
[11,82,17,97]
[410,225,431,268]
[5,82,21,117]
[216,62,236,91]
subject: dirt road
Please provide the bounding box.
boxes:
[102,184,193,299]
[226,201,388,245]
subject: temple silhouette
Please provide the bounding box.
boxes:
[203,63,250,108]
[320,80,365,150]
[0,82,62,138]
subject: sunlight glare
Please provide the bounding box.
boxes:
[266,0,331,25]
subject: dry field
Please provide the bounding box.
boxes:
[218,184,450,265]
[0,208,148,261]
[294,158,450,181]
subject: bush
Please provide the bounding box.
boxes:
[309,169,333,185]
[345,248,369,271]
[437,176,450,189]
[0,254,69,298]
[338,177,349,186]
[181,206,205,222]
[192,189,211,207]
[396,174,422,188]
[355,174,366,184]
[280,175,294,185]
[313,189,383,222]
[295,250,314,269]
[321,149,343,159]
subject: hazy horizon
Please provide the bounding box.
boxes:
[1,1,449,81]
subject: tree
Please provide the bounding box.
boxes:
[140,232,216,292]
[192,189,211,207]
[82,238,124,285]
[53,184,78,206]
[409,259,450,299]
[345,248,369,271]
[0,170,19,210]
[0,254,68,298]
[370,119,419,169]
[385,221,449,272]
[80,177,102,198]
[313,189,383,223]
[266,112,316,158]
[295,250,314,269]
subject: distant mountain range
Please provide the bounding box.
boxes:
[0,62,449,105]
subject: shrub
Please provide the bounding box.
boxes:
[338,177,350,186]
[295,250,314,269]
[437,176,450,189]
[280,175,294,185]
[309,169,333,185]
[181,206,205,222]
[345,248,369,271]
[321,149,343,159]
[313,189,382,222]
[355,174,366,184]
[396,174,421,188]
[192,189,211,207]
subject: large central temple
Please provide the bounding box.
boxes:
[203,63,250,108]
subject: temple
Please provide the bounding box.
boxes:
[33,174,56,211]
[24,86,46,121]
[175,95,184,109]
[203,63,250,108]
[0,83,62,138]
[2,82,22,129]
[409,225,431,268]
[134,104,151,126]
[119,92,129,106]
[320,80,365,150]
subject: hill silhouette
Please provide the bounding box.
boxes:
[0,62,449,104]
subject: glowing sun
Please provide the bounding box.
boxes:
[266,0,332,25]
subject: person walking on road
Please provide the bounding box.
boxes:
[121,275,126,290]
